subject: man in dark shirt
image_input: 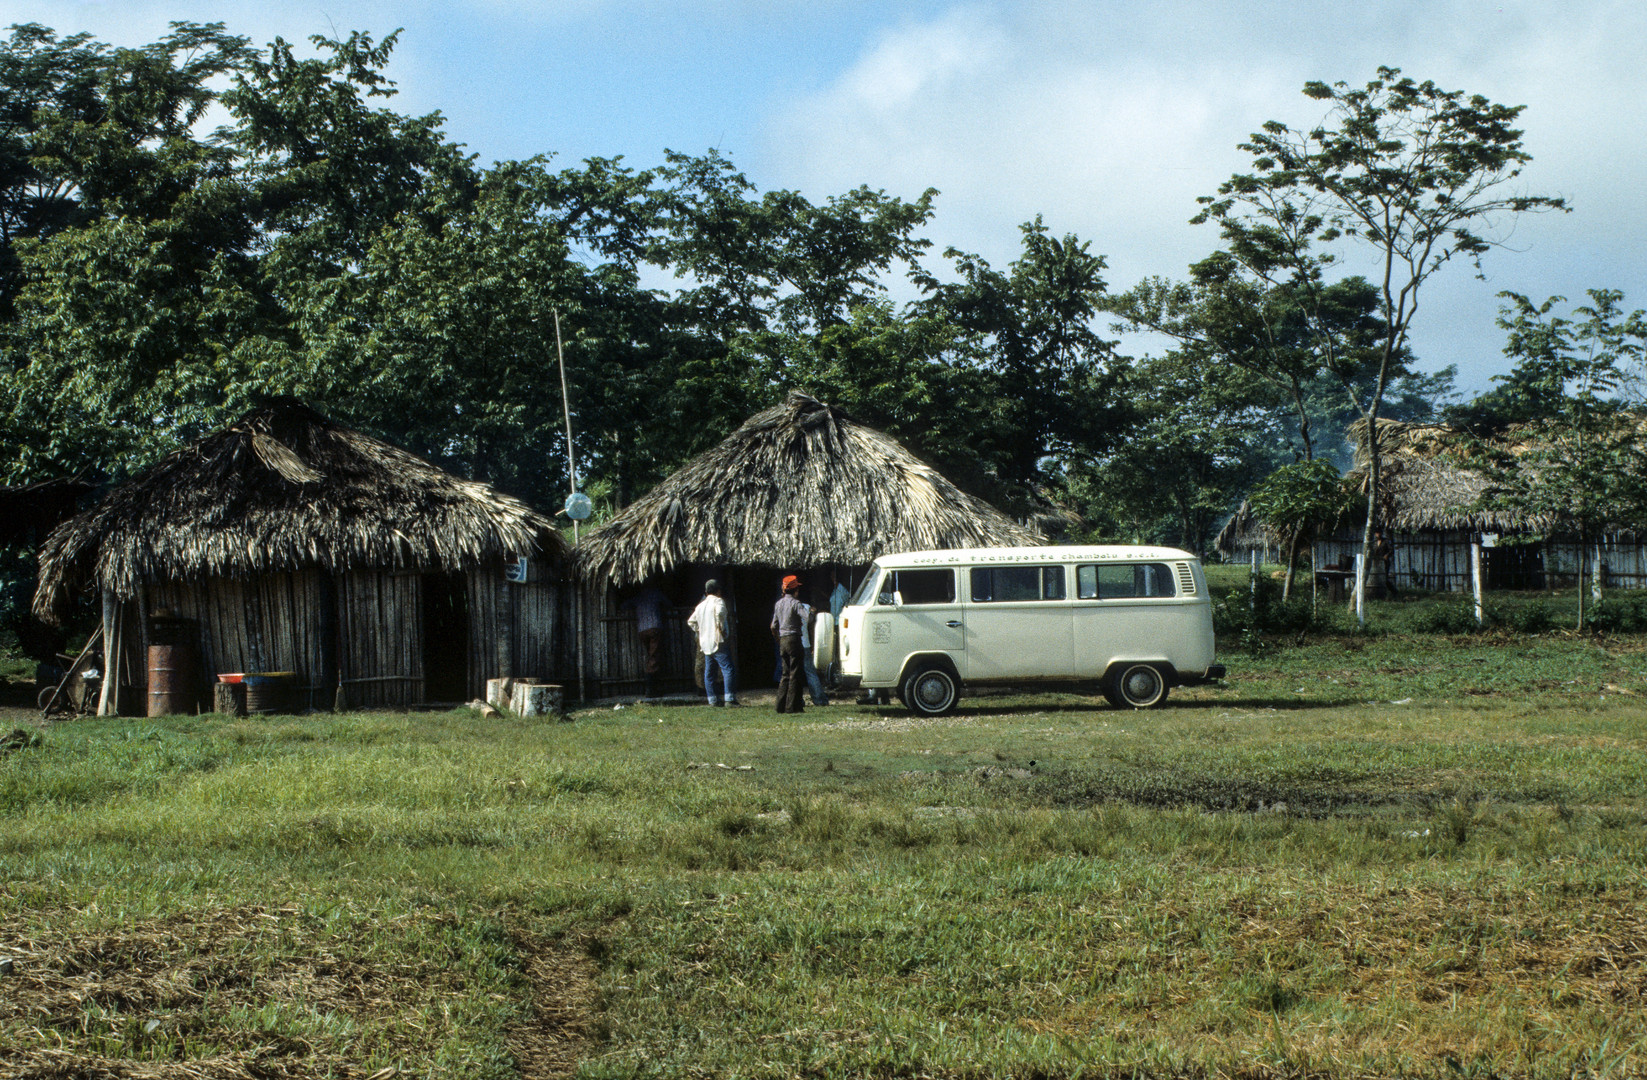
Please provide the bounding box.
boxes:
[771,575,807,713]
[622,585,669,698]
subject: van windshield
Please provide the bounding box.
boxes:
[850,567,883,608]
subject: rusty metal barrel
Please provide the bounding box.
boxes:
[147,645,194,716]
[146,614,200,717]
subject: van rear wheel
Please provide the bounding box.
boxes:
[1106,663,1169,709]
[902,665,959,717]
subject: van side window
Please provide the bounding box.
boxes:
[877,568,956,605]
[971,565,1065,602]
[1077,563,1178,599]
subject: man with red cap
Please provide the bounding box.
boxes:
[770,574,807,713]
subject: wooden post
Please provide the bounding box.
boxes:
[575,585,586,704]
[98,589,118,716]
[1471,540,1484,627]
[1353,553,1366,627]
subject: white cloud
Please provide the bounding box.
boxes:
[761,0,1647,391]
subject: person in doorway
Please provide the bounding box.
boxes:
[621,584,669,697]
[687,579,738,707]
[826,569,850,688]
[771,574,807,713]
[1373,528,1398,598]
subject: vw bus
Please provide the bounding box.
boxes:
[829,546,1224,715]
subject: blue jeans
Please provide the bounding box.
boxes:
[705,648,736,703]
[801,649,826,705]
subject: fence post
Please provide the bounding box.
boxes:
[1471,540,1484,627]
[1354,553,1365,627]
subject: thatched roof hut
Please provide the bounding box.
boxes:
[36,399,572,712]
[576,391,1038,696]
[35,399,565,622]
[579,391,1039,586]
[1347,418,1545,533]
[1213,500,1280,559]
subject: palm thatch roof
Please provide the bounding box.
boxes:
[35,399,566,623]
[1348,418,1544,532]
[1213,500,1280,557]
[578,391,1040,586]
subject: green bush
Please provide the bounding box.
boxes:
[1587,595,1647,633]
[1213,571,1321,648]
[1413,600,1484,635]
[1503,600,1555,634]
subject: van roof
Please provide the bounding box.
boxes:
[871,545,1196,568]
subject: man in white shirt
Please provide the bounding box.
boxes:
[687,579,738,706]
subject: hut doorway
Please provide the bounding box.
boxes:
[422,572,469,702]
[728,566,780,688]
[1485,541,1545,591]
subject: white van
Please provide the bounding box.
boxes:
[830,546,1224,715]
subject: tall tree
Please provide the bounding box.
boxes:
[1074,351,1276,552]
[917,218,1125,508]
[1194,66,1565,605]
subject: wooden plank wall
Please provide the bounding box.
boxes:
[124,566,575,713]
[1314,533,1647,592]
[336,570,423,708]
[464,565,571,700]
[144,572,333,710]
[586,584,698,696]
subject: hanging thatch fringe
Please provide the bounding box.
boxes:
[578,391,1039,586]
[1345,417,1549,533]
[34,398,567,624]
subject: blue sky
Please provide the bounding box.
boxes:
[6,0,1645,399]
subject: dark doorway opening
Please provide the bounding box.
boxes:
[1484,542,1545,590]
[728,566,780,688]
[422,573,469,702]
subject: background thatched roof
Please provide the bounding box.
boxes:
[1347,418,1545,533]
[35,399,565,622]
[578,391,1040,585]
[1213,500,1280,557]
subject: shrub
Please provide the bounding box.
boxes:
[1212,571,1321,649]
[1503,600,1555,634]
[1414,601,1483,635]
[1587,595,1647,633]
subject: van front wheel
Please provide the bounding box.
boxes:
[1106,663,1169,709]
[902,665,959,716]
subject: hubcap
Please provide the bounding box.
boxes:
[915,674,951,710]
[1123,668,1160,703]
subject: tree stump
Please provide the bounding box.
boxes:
[213,681,247,717]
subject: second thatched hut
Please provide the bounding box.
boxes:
[576,391,1039,695]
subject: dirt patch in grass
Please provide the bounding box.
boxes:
[0,904,598,1078]
[1025,765,1427,816]
[505,923,598,1079]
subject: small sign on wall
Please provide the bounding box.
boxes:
[505,557,529,583]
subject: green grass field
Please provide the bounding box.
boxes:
[3,631,1646,1078]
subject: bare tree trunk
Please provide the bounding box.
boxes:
[1593,540,1604,608]
[1281,529,1300,602]
[1359,422,1381,624]
[1309,532,1318,614]
[1577,535,1588,631]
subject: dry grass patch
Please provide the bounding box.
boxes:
[503,924,598,1080]
[0,904,596,1079]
